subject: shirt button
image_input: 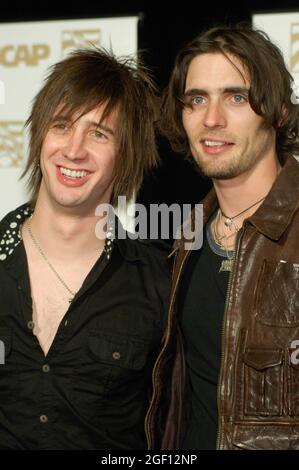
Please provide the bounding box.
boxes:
[40,414,48,423]
[42,364,50,373]
[112,351,121,360]
[27,321,35,330]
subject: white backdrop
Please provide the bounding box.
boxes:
[0,16,138,221]
[253,11,299,162]
[253,11,299,82]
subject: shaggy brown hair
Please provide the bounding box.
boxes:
[161,24,299,163]
[22,47,159,206]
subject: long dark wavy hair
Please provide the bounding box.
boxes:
[161,24,299,163]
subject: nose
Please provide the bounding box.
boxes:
[63,128,88,161]
[203,99,226,129]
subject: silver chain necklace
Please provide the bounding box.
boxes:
[27,217,76,304]
[214,195,266,273]
[211,211,235,273]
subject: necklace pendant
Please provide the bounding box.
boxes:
[219,258,233,273]
[69,297,73,304]
[224,218,232,227]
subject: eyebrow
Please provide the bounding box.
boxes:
[50,115,69,123]
[50,116,115,136]
[183,86,249,97]
[92,122,115,137]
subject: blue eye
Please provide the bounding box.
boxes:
[191,96,204,105]
[232,94,246,103]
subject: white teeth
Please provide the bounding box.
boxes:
[59,167,88,178]
[204,140,227,147]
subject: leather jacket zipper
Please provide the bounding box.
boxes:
[216,226,245,449]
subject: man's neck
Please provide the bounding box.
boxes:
[213,155,281,222]
[25,199,106,262]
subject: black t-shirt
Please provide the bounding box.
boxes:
[179,219,231,449]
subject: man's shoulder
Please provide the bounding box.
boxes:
[0,204,31,263]
[115,234,171,270]
[0,203,31,233]
[135,237,171,253]
[132,238,171,289]
[132,237,171,261]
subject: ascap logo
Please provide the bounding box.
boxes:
[290,23,299,73]
[0,121,24,168]
[61,29,101,58]
[0,44,50,67]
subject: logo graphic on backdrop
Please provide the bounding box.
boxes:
[0,44,50,67]
[0,121,24,168]
[61,30,102,58]
[291,80,299,104]
[290,23,299,73]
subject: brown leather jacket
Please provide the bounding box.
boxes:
[146,155,299,450]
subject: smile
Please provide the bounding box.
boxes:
[202,140,233,147]
[59,166,89,179]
